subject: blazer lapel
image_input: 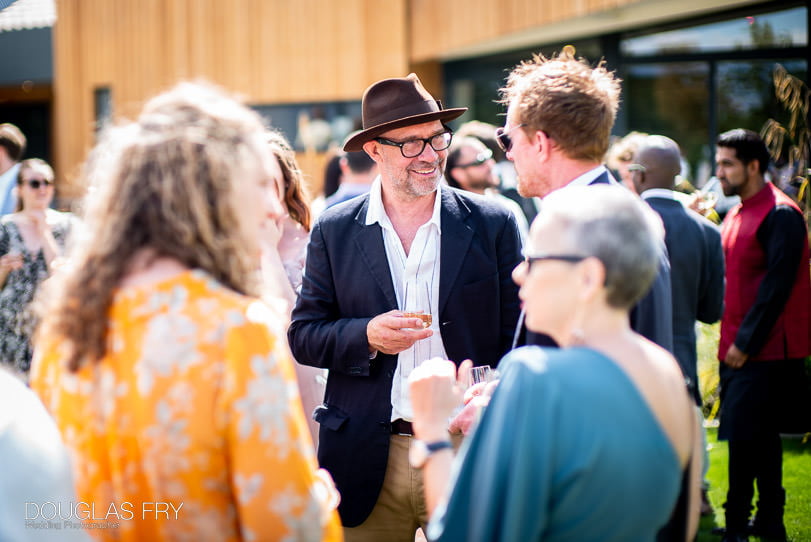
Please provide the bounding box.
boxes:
[353,200,399,310]
[438,189,473,315]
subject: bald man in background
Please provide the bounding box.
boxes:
[632,135,725,399]
[632,135,725,517]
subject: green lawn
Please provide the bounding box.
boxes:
[695,323,811,541]
[697,429,811,542]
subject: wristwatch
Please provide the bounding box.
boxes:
[409,439,453,469]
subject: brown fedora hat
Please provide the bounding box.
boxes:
[343,73,467,152]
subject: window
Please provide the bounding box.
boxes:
[622,6,807,57]
[624,62,710,183]
[252,101,361,152]
[620,4,808,185]
[94,86,112,136]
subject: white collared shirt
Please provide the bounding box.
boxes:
[641,187,694,207]
[365,177,447,422]
[641,188,678,201]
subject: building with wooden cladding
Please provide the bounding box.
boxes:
[0,0,807,204]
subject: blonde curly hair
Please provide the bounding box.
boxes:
[37,81,271,371]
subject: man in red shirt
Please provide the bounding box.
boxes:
[715,129,811,542]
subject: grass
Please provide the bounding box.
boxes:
[695,322,811,541]
[698,430,811,542]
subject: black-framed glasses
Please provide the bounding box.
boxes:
[455,149,493,168]
[525,254,586,270]
[375,131,453,158]
[495,123,527,153]
[22,179,53,189]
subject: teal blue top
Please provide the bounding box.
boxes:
[428,346,682,542]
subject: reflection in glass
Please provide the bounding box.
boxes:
[622,7,807,57]
[717,59,807,135]
[624,62,709,184]
[252,101,361,152]
[623,58,808,187]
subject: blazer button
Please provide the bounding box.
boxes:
[387,370,394,378]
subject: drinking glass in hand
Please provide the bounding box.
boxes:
[469,365,493,387]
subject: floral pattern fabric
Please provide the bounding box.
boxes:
[0,212,73,374]
[31,270,342,542]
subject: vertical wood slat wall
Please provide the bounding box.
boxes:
[53,0,409,198]
[53,0,648,200]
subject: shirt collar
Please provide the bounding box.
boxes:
[566,165,609,188]
[365,176,443,233]
[641,188,678,201]
[365,176,388,227]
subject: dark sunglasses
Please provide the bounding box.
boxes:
[455,149,493,168]
[495,123,527,153]
[22,179,53,189]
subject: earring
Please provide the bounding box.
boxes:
[568,301,587,346]
[567,279,597,346]
[570,327,585,345]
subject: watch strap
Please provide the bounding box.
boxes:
[424,440,453,454]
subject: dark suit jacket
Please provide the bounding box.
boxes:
[525,171,675,353]
[287,186,522,526]
[645,194,724,403]
[629,247,674,353]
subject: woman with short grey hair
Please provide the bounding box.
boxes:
[410,185,700,542]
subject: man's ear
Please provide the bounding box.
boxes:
[635,169,646,191]
[535,130,553,161]
[362,140,383,163]
[747,159,761,177]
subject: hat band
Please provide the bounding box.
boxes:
[365,99,442,129]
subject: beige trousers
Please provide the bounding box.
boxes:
[343,435,428,542]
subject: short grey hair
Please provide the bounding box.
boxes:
[536,185,664,309]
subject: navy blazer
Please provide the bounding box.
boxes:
[645,195,724,403]
[288,186,522,526]
[524,171,674,353]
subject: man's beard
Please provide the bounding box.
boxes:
[721,182,738,197]
[721,173,744,197]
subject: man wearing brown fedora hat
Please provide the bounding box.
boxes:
[289,73,523,540]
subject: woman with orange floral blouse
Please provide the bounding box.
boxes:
[30,82,342,542]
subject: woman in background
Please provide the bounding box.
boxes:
[262,129,326,449]
[607,131,648,193]
[0,158,74,377]
[261,129,311,310]
[31,82,342,542]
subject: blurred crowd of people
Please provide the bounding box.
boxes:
[0,48,809,542]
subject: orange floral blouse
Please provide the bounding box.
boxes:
[31,270,342,541]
